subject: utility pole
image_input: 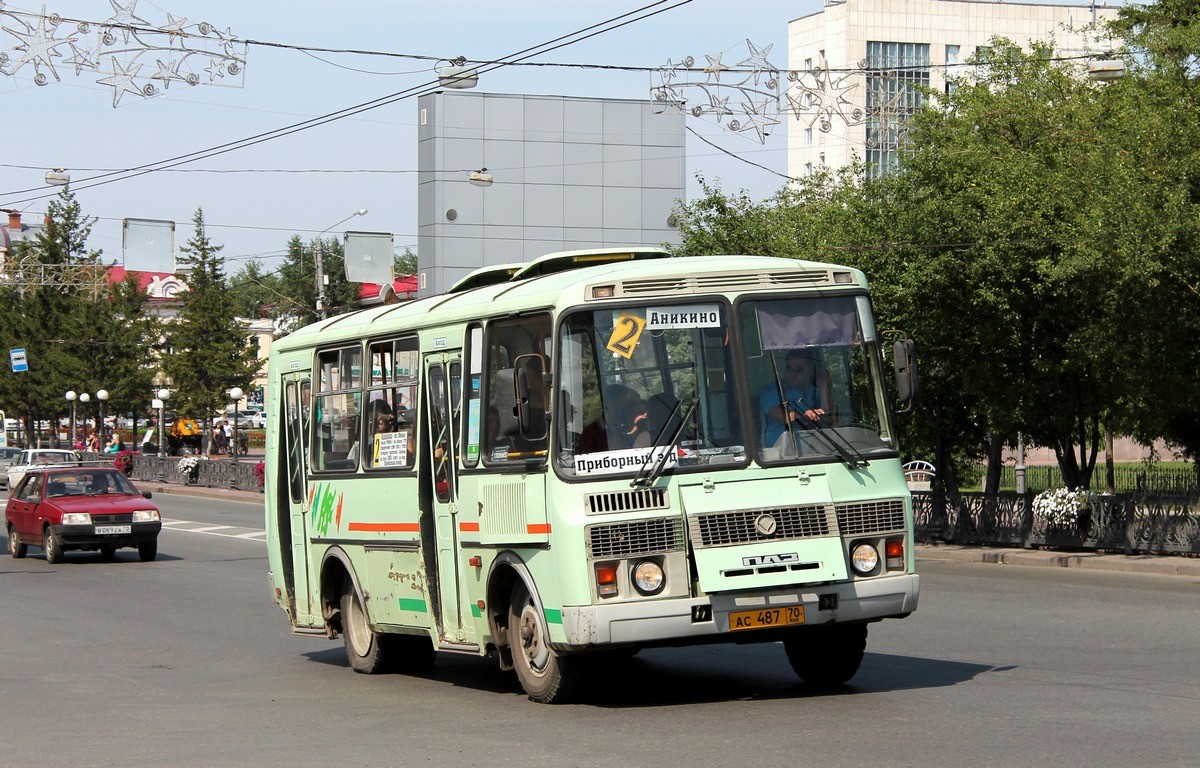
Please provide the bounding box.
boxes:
[315,209,367,319]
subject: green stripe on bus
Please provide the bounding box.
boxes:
[398,598,428,613]
[543,609,563,624]
[471,603,483,618]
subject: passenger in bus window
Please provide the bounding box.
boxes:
[760,349,831,446]
[349,399,394,465]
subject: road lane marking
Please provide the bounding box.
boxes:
[159,518,266,542]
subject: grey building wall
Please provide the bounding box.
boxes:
[416,92,685,296]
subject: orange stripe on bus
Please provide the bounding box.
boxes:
[347,522,420,532]
[458,522,480,532]
[527,523,552,534]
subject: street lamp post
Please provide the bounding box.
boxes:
[156,388,170,481]
[65,391,77,448]
[97,389,109,449]
[228,386,244,488]
[315,208,367,319]
[79,393,91,449]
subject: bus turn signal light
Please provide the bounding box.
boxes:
[596,564,618,597]
[886,540,904,570]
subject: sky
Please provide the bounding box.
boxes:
[0,0,810,274]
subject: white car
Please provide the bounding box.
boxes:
[249,411,267,429]
[6,449,81,491]
[0,446,23,490]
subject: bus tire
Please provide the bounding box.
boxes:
[783,623,867,688]
[341,584,388,674]
[508,581,577,703]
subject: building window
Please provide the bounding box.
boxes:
[945,44,960,96]
[804,57,813,72]
[805,127,813,145]
[865,41,931,179]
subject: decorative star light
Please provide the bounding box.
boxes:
[786,63,863,133]
[3,6,74,85]
[158,12,185,45]
[95,56,141,105]
[0,3,246,106]
[63,40,98,75]
[103,0,148,44]
[653,39,920,145]
[736,40,777,87]
[703,52,729,83]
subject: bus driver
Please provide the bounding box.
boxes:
[760,349,831,446]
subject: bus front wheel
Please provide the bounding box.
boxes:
[508,581,577,703]
[783,623,867,688]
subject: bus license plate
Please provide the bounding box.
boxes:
[728,605,805,631]
[95,525,131,535]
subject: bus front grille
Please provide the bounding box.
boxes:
[585,488,669,514]
[687,505,832,548]
[587,517,684,559]
[835,499,906,535]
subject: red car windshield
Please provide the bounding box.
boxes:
[44,471,139,497]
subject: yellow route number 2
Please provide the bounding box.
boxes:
[605,313,646,359]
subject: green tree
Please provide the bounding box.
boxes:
[163,209,258,438]
[0,188,108,446]
[273,235,361,332]
[228,259,281,320]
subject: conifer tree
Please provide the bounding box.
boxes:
[163,209,257,439]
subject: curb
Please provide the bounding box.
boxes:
[141,483,263,504]
[916,544,1200,578]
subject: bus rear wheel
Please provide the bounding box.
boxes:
[341,584,388,674]
[783,623,868,688]
[509,581,577,703]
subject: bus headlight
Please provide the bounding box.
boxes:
[62,512,92,526]
[849,543,880,575]
[632,560,665,595]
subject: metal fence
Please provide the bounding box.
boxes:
[998,464,1198,495]
[914,490,1200,555]
[129,454,263,493]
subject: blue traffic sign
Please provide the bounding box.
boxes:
[10,348,28,372]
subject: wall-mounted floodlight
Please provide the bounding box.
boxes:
[1087,59,1126,81]
[468,168,493,187]
[437,57,479,89]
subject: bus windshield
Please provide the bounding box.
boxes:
[739,294,894,463]
[557,302,747,479]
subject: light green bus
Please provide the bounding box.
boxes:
[264,248,920,702]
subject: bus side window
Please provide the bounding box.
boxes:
[313,345,362,472]
[483,314,552,464]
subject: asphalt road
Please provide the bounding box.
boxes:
[2,494,1198,768]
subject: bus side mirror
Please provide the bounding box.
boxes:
[893,339,920,409]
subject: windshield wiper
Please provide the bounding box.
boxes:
[630,398,696,488]
[788,409,869,469]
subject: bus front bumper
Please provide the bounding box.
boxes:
[559,573,919,648]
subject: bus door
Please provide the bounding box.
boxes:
[278,375,317,626]
[423,352,468,643]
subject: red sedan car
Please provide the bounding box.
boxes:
[5,467,161,563]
